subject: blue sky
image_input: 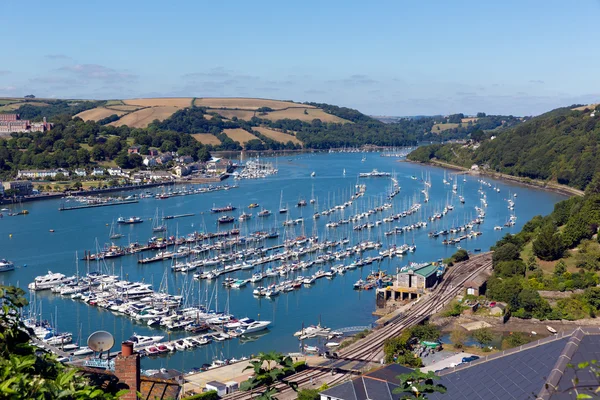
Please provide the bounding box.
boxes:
[0,0,598,116]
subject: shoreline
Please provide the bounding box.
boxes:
[403,159,584,197]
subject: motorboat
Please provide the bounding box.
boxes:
[28,271,75,291]
[218,215,235,224]
[240,319,271,334]
[117,216,143,224]
[127,333,164,349]
[0,259,15,272]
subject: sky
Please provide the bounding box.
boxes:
[0,0,599,116]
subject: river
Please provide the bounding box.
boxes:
[0,152,567,372]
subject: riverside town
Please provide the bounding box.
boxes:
[1,2,599,400]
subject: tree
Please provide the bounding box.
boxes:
[115,152,130,169]
[297,388,320,400]
[533,224,564,261]
[554,260,567,276]
[73,181,83,190]
[450,329,467,349]
[242,351,297,399]
[393,369,447,399]
[451,249,469,263]
[492,243,520,265]
[197,147,211,162]
[0,285,124,399]
[472,328,494,348]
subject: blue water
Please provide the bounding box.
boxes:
[0,152,567,371]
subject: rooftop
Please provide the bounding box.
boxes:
[412,263,439,278]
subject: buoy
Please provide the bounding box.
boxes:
[106,223,109,226]
[9,234,12,238]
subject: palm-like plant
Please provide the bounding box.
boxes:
[243,351,298,399]
[393,369,447,399]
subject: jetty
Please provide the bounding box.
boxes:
[163,213,195,220]
[58,199,139,211]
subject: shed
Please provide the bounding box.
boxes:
[205,381,227,397]
[464,270,491,296]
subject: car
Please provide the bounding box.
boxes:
[461,355,480,363]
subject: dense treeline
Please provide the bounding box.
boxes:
[484,182,600,320]
[12,100,103,121]
[408,105,600,191]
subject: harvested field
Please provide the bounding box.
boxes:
[223,128,260,144]
[431,122,461,133]
[194,97,313,110]
[105,105,144,112]
[260,107,347,123]
[461,117,478,123]
[75,107,127,121]
[105,100,124,106]
[108,106,179,128]
[253,127,302,145]
[206,109,257,120]
[123,98,193,108]
[191,133,221,145]
[572,103,599,111]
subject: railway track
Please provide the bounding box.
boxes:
[223,252,493,399]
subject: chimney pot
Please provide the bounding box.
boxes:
[121,341,134,357]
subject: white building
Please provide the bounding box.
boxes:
[92,168,105,177]
[143,157,158,167]
[107,167,123,177]
[17,168,70,179]
[74,169,87,177]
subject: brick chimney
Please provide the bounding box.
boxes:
[114,341,140,400]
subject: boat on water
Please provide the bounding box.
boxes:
[218,215,235,224]
[238,212,252,221]
[0,259,15,272]
[127,333,164,349]
[279,190,288,213]
[211,204,236,213]
[258,209,271,217]
[248,203,260,208]
[108,220,123,240]
[117,216,143,224]
[297,199,307,207]
[311,172,316,177]
[359,169,391,178]
[28,271,75,291]
[152,209,167,232]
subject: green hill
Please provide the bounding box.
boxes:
[408,104,600,191]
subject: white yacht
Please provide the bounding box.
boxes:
[127,333,164,349]
[28,271,74,291]
[0,259,15,272]
[240,319,271,334]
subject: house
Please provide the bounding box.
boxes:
[148,148,159,156]
[207,158,231,173]
[107,167,123,177]
[320,327,600,400]
[178,155,194,164]
[205,381,227,397]
[173,165,191,177]
[148,171,174,181]
[157,153,173,165]
[128,145,141,154]
[92,168,105,177]
[471,164,480,171]
[74,169,87,177]
[143,157,158,167]
[464,270,491,296]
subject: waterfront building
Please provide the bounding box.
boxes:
[173,165,191,177]
[376,263,440,305]
[107,167,124,177]
[6,180,33,196]
[17,168,70,179]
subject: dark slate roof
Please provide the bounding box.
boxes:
[320,364,412,400]
[321,328,600,400]
[429,327,600,400]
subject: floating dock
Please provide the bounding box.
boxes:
[59,199,139,211]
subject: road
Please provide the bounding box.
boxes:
[223,252,493,399]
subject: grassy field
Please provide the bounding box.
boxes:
[253,126,301,144]
[0,98,21,106]
[108,106,179,128]
[431,122,461,133]
[206,109,257,120]
[0,101,49,112]
[75,107,127,121]
[124,98,193,107]
[461,117,478,123]
[223,128,260,144]
[572,104,599,111]
[520,241,584,274]
[259,107,347,123]
[194,97,313,110]
[105,100,124,106]
[191,133,221,145]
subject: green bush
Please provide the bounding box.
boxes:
[297,388,321,400]
[183,391,219,400]
[293,361,307,372]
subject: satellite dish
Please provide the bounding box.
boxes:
[87,331,115,353]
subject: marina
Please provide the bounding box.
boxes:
[0,151,567,372]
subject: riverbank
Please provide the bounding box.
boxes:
[404,159,584,197]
